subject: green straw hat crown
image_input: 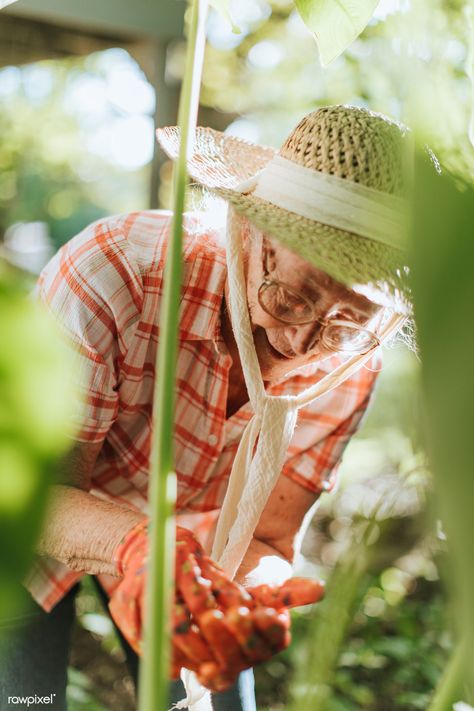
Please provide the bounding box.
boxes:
[157,104,412,314]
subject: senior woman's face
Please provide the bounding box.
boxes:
[243,226,381,381]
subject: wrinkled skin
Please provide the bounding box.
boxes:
[233,224,382,382]
[108,522,324,692]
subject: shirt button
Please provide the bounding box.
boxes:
[208,433,218,446]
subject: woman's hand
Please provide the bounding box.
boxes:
[108,522,325,692]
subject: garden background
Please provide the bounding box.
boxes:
[1,0,473,709]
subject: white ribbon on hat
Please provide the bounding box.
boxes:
[239,154,408,250]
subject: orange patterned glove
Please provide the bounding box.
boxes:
[175,539,325,691]
[108,521,325,691]
[108,517,150,654]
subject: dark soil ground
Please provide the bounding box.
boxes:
[69,619,136,710]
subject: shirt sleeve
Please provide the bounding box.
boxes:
[35,216,144,443]
[282,359,379,494]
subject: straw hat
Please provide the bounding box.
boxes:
[157,104,412,315]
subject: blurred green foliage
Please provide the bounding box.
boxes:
[0,55,150,250]
[411,153,474,703]
[197,0,474,178]
[1,0,473,706]
[0,262,76,617]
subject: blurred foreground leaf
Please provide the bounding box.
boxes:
[411,152,474,701]
[0,264,76,618]
[294,0,378,65]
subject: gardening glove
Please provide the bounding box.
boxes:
[174,527,325,692]
[108,517,150,654]
[108,520,325,692]
[108,520,221,674]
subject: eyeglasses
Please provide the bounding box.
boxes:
[257,243,381,354]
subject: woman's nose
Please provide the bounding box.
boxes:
[285,321,322,356]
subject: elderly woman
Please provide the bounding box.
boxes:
[0,105,411,711]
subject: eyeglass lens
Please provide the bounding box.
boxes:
[259,283,377,353]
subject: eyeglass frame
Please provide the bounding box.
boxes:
[257,240,381,354]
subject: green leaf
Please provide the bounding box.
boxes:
[0,445,37,514]
[209,0,240,33]
[410,151,474,698]
[294,0,379,65]
[0,272,77,619]
[0,294,78,455]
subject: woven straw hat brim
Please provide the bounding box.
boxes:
[157,126,411,315]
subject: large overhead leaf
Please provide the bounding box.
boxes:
[294,0,379,65]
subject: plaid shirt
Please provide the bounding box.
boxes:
[24,210,379,612]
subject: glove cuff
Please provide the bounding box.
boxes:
[113,517,150,576]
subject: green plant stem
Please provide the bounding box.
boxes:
[427,642,465,711]
[287,547,368,711]
[137,2,208,710]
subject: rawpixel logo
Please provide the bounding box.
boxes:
[8,694,56,706]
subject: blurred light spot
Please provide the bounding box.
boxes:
[94,47,132,71]
[87,115,154,169]
[445,39,466,65]
[64,75,108,120]
[423,561,439,582]
[364,593,386,617]
[287,9,309,38]
[3,222,53,273]
[48,190,76,220]
[80,613,114,637]
[380,567,411,604]
[232,0,271,26]
[242,555,292,586]
[346,39,372,59]
[106,65,155,115]
[22,64,54,104]
[248,40,285,69]
[372,0,410,22]
[74,159,106,183]
[207,10,246,50]
[0,66,21,98]
[207,0,272,50]
[225,118,260,143]
[266,660,286,678]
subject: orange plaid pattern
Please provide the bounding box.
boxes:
[23,210,379,611]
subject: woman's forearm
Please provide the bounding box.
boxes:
[36,485,147,575]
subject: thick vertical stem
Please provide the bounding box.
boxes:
[287,550,368,711]
[427,642,465,711]
[137,2,208,710]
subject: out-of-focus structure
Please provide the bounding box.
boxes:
[0,0,184,206]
